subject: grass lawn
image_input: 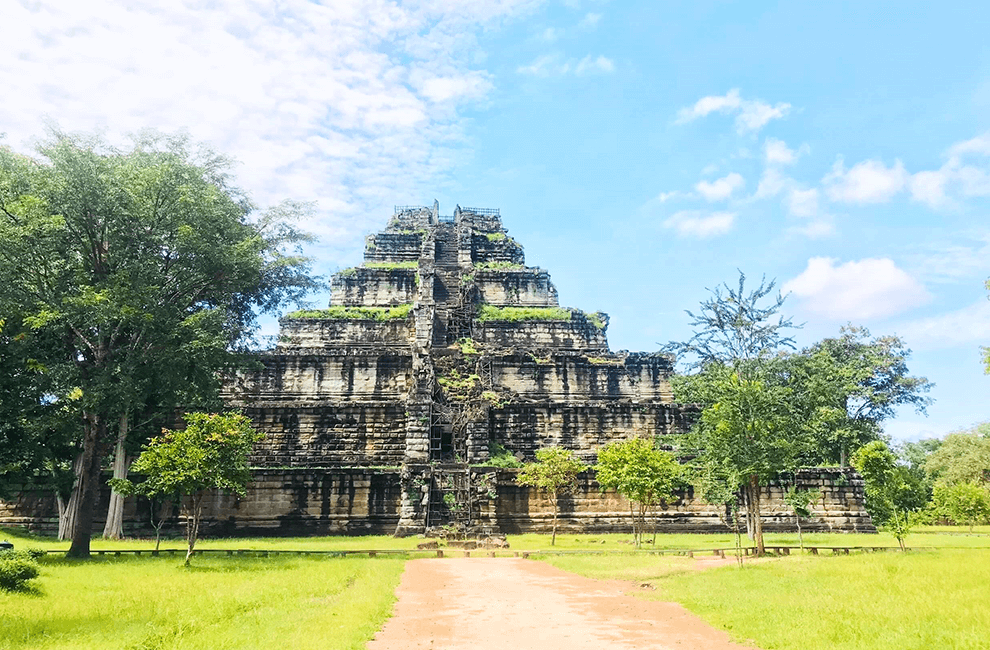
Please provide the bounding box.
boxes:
[0,551,403,650]
[545,549,990,650]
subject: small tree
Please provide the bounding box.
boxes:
[595,438,681,547]
[933,482,990,533]
[852,440,915,550]
[783,486,820,551]
[695,465,745,567]
[115,412,262,565]
[516,447,586,546]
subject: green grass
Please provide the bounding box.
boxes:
[284,304,413,320]
[476,305,572,322]
[473,261,525,271]
[543,544,990,650]
[0,553,403,650]
[363,261,418,269]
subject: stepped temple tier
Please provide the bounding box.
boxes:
[0,204,875,536]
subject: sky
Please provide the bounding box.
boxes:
[3,0,989,442]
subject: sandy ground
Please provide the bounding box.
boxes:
[367,557,756,650]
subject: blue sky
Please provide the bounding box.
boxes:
[3,0,989,441]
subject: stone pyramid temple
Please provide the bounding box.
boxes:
[218,203,874,536]
[1,203,875,536]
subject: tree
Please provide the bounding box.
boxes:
[516,447,586,546]
[112,412,262,565]
[595,438,681,547]
[923,424,990,486]
[933,482,990,532]
[791,326,933,466]
[851,441,916,549]
[0,130,318,557]
[662,271,799,374]
[674,363,805,556]
[783,486,820,551]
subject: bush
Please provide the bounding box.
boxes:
[0,551,41,591]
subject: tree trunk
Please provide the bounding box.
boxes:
[750,475,765,556]
[103,412,129,539]
[840,445,847,468]
[57,452,85,540]
[185,494,203,566]
[796,515,804,550]
[551,495,558,547]
[743,485,756,540]
[733,505,743,568]
[67,412,107,558]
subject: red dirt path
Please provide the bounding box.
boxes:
[367,558,756,650]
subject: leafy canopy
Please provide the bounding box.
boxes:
[595,438,681,509]
[517,447,587,497]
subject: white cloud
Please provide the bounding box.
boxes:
[947,132,990,158]
[575,55,614,75]
[0,0,543,258]
[694,172,744,201]
[764,137,808,165]
[789,219,835,239]
[897,298,990,350]
[541,27,560,42]
[783,257,931,320]
[754,168,789,198]
[823,158,910,204]
[785,188,819,217]
[518,52,614,76]
[676,88,791,134]
[663,210,736,237]
[579,12,602,28]
[909,169,951,208]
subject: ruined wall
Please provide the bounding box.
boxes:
[490,353,673,402]
[474,320,608,350]
[226,351,413,401]
[473,269,558,307]
[489,403,693,463]
[0,469,402,537]
[330,268,419,306]
[276,319,414,348]
[493,467,876,534]
[245,403,408,467]
[471,234,525,265]
[365,232,424,263]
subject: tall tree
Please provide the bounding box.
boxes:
[662,271,799,374]
[0,130,318,557]
[923,423,990,487]
[791,326,932,466]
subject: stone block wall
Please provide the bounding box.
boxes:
[493,467,876,534]
[330,268,419,306]
[474,320,608,350]
[471,234,525,265]
[244,403,408,467]
[0,469,402,537]
[488,403,688,463]
[276,319,414,348]
[491,354,673,402]
[365,232,425,263]
[226,351,413,400]
[473,269,558,307]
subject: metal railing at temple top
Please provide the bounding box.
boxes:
[461,207,499,216]
[394,205,428,214]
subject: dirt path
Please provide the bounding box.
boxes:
[367,558,756,650]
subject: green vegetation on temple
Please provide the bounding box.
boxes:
[473,261,525,271]
[285,304,414,320]
[364,261,418,269]
[476,305,605,329]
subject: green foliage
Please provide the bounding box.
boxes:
[119,412,263,565]
[923,423,990,486]
[455,337,479,356]
[364,261,418,269]
[0,130,319,556]
[486,441,523,468]
[286,304,413,320]
[662,271,799,371]
[933,482,990,531]
[850,440,919,536]
[473,261,524,271]
[0,550,40,591]
[484,232,506,241]
[476,305,572,322]
[595,438,681,547]
[517,447,587,545]
[585,312,606,330]
[790,326,933,466]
